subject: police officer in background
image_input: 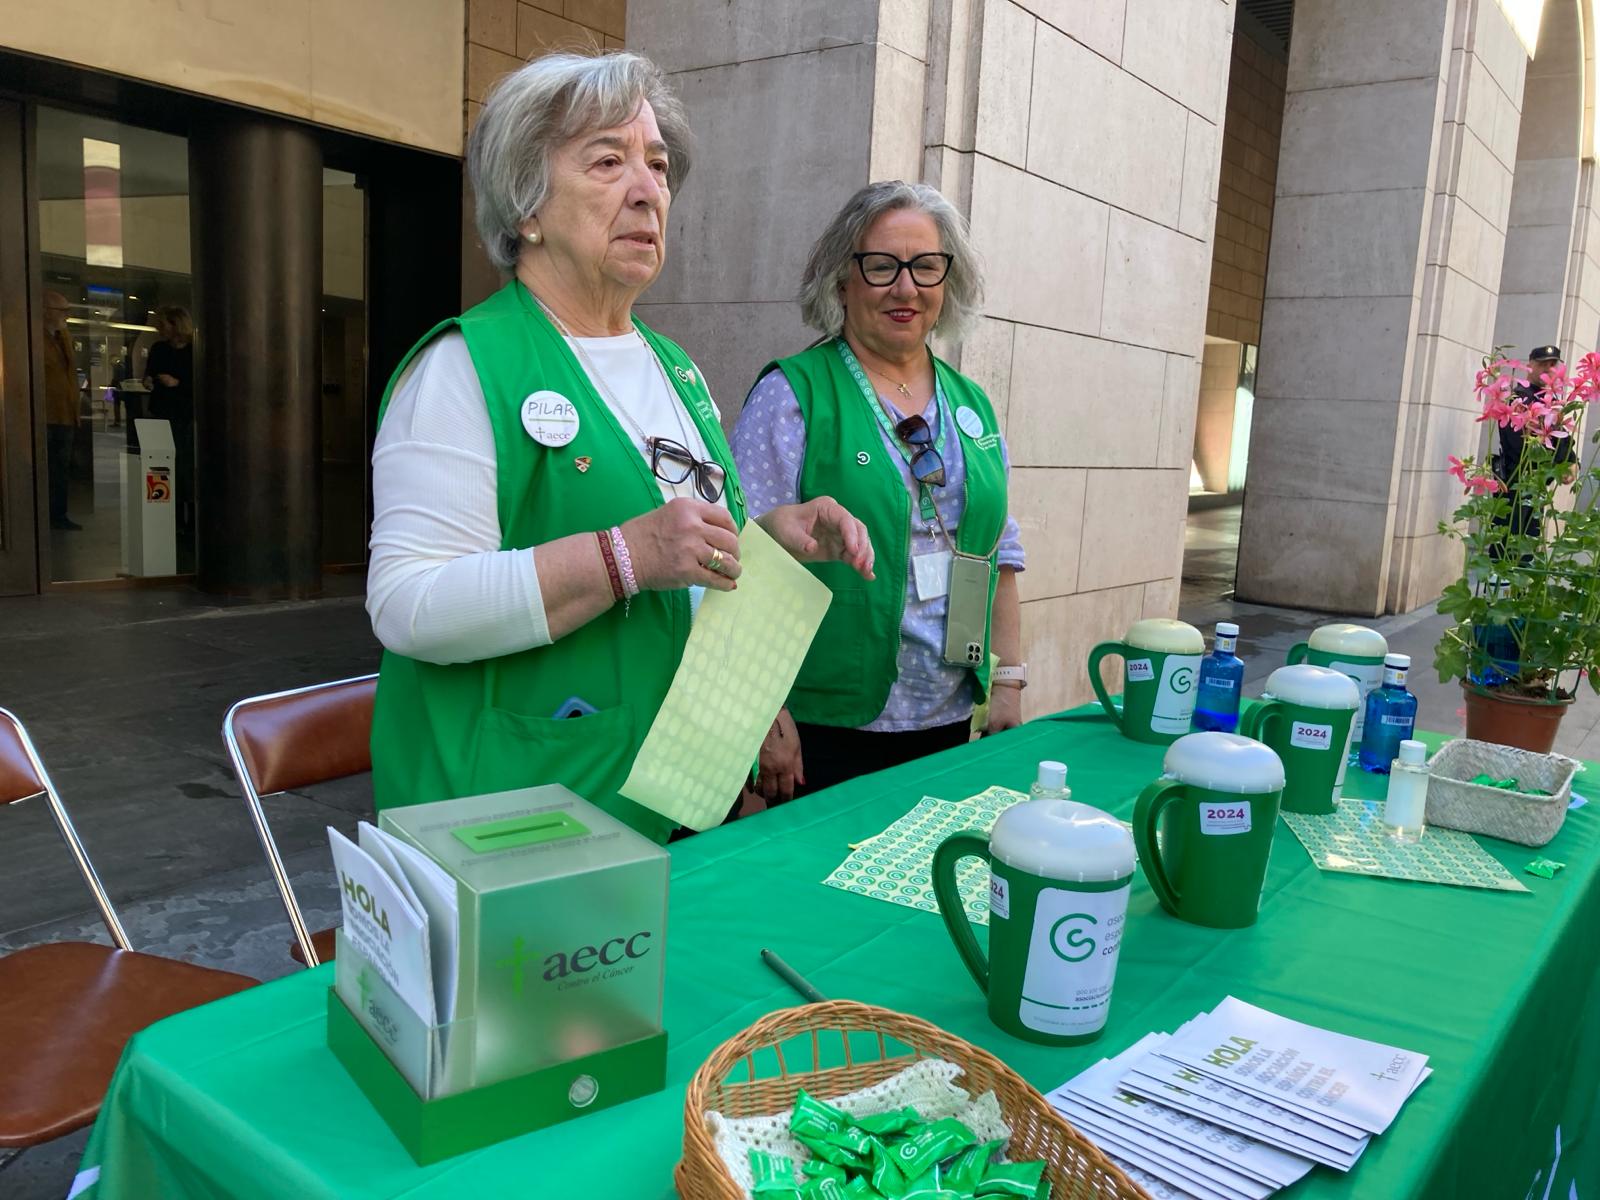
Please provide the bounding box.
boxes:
[1492,343,1577,560]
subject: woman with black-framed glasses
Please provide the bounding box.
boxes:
[731,181,1029,805]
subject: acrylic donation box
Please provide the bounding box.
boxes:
[325,785,669,1164]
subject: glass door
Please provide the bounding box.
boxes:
[0,99,38,596]
[34,105,193,582]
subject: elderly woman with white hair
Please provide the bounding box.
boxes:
[365,52,872,841]
[732,181,1027,802]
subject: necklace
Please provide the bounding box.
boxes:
[865,363,918,402]
[531,292,697,463]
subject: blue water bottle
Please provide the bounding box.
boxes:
[1359,653,1418,774]
[1470,577,1520,686]
[1191,622,1245,733]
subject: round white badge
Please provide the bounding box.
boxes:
[955,405,984,439]
[521,390,580,447]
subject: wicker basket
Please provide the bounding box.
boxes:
[676,1000,1148,1200]
[1424,739,1581,847]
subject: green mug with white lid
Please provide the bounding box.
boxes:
[933,798,1136,1045]
[1286,623,1387,741]
[1088,618,1206,744]
[1134,732,1285,929]
[1239,665,1361,814]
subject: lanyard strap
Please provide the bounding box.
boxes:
[835,340,948,527]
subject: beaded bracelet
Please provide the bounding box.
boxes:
[595,530,625,604]
[609,526,640,599]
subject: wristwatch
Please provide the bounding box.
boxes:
[992,663,1028,688]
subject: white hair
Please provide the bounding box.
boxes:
[798,181,984,342]
[469,51,692,272]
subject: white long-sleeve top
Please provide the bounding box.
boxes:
[366,329,720,665]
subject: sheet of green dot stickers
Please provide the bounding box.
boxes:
[1283,797,1530,892]
[823,786,1028,921]
[620,519,832,831]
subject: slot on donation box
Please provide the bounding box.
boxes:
[327,785,668,1164]
[121,418,175,577]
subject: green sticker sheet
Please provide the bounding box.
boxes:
[1283,798,1530,893]
[620,520,832,831]
[822,786,1028,923]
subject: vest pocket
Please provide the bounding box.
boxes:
[473,701,637,801]
[796,588,868,696]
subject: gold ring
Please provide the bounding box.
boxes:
[706,547,726,575]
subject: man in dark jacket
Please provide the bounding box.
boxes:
[41,291,82,531]
[1491,344,1575,559]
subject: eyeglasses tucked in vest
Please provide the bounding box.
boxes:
[646,436,727,503]
[893,414,946,489]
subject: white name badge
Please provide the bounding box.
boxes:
[1200,801,1252,835]
[1291,720,1335,751]
[955,405,985,439]
[913,549,952,601]
[521,390,580,447]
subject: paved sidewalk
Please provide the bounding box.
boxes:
[2,569,1597,1197]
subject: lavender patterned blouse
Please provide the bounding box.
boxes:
[732,366,1026,733]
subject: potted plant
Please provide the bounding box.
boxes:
[1434,350,1600,751]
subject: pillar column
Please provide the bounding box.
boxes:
[1237,0,1528,614]
[190,114,322,598]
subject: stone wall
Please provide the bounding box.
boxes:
[1195,341,1245,493]
[926,0,1235,716]
[1208,25,1286,346]
[1390,0,1530,611]
[1238,0,1528,615]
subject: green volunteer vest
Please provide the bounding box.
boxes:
[370,281,746,843]
[764,340,1008,728]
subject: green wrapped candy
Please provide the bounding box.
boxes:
[819,1123,875,1165]
[867,1138,909,1198]
[942,1139,1005,1191]
[791,1091,854,1140]
[800,1178,850,1200]
[899,1166,963,1199]
[976,1160,1049,1199]
[842,1180,887,1200]
[749,1148,802,1198]
[1525,858,1566,879]
[855,1107,922,1137]
[803,1161,850,1184]
[887,1117,978,1182]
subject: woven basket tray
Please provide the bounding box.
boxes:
[1425,739,1581,847]
[676,1000,1147,1200]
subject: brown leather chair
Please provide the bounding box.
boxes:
[0,707,257,1148]
[223,674,377,967]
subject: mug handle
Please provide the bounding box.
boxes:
[931,832,994,994]
[1286,642,1309,665]
[1087,641,1128,734]
[1239,698,1284,744]
[1133,779,1187,917]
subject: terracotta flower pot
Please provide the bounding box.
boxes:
[1460,681,1573,753]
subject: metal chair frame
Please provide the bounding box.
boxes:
[222,674,377,968]
[0,706,131,949]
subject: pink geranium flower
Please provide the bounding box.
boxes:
[1447,455,1468,484]
[1465,474,1505,495]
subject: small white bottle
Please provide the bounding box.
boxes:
[1031,760,1072,802]
[1383,740,1429,842]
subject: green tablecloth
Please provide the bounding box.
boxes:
[75,708,1600,1199]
